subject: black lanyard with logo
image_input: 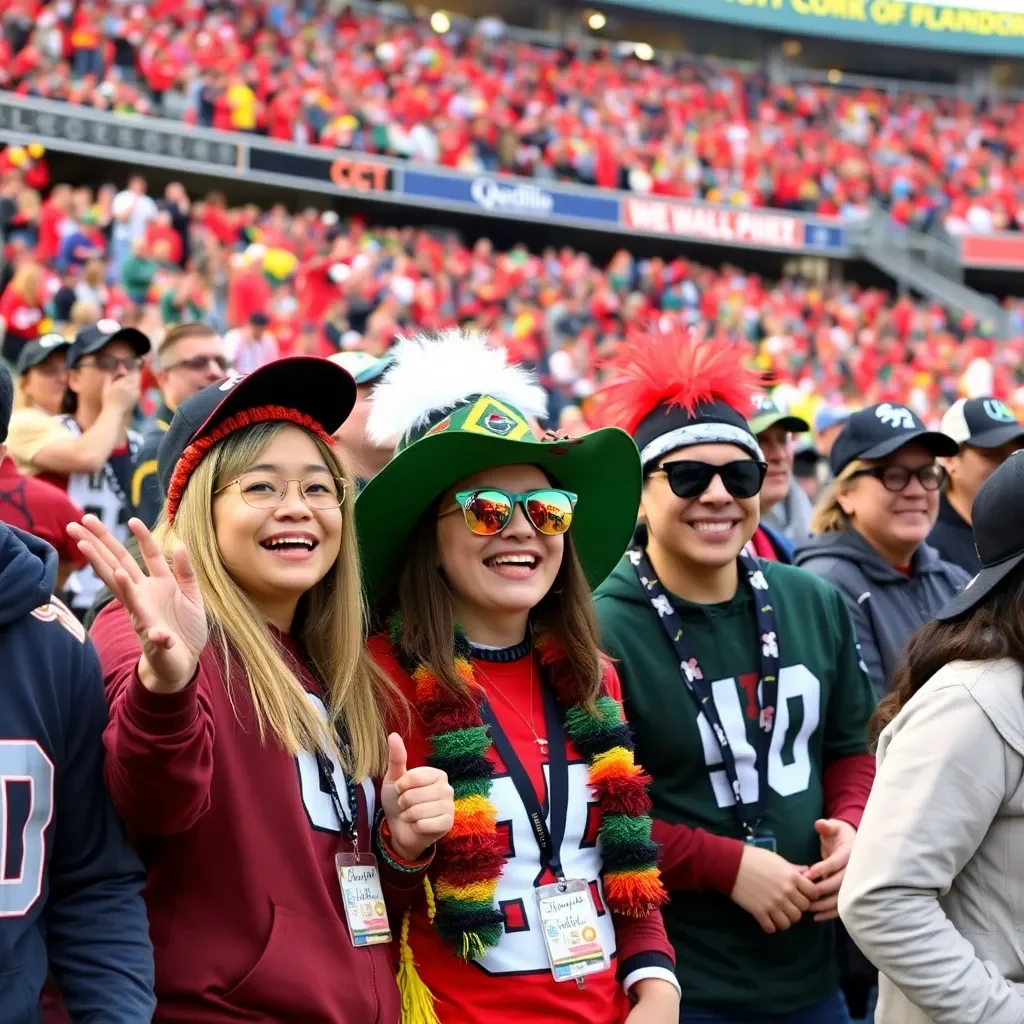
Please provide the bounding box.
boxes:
[629,547,781,844]
[480,681,568,878]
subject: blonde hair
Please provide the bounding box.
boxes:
[11,262,42,305]
[153,421,395,780]
[810,459,869,535]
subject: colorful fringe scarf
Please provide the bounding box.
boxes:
[389,617,668,964]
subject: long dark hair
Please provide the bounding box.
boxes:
[874,562,1024,742]
[389,497,605,710]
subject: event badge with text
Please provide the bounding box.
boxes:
[336,853,393,947]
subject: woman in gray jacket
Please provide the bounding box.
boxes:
[793,404,968,695]
[839,453,1024,1024]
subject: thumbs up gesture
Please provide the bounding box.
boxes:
[380,733,455,862]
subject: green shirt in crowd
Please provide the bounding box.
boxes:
[594,556,876,1015]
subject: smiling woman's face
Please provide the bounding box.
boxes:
[435,464,564,639]
[641,442,760,571]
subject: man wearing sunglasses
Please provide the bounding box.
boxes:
[6,320,150,619]
[795,404,969,696]
[132,322,230,527]
[594,331,875,1024]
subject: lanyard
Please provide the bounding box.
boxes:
[629,547,781,841]
[315,748,361,849]
[480,680,568,879]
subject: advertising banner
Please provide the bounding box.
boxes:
[616,0,1024,57]
[621,197,847,252]
[960,233,1024,269]
[401,170,620,226]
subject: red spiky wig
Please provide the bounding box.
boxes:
[594,325,764,470]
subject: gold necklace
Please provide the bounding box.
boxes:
[477,655,548,753]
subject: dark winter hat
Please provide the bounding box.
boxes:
[936,452,1024,621]
[829,403,958,478]
[0,364,13,444]
[597,327,765,471]
[158,357,356,522]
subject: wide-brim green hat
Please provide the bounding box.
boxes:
[355,332,641,607]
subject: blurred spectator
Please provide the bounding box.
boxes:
[223,311,278,373]
[57,213,105,275]
[159,264,211,324]
[0,260,47,362]
[328,351,394,489]
[110,175,156,281]
[7,322,148,619]
[132,321,229,527]
[121,238,159,305]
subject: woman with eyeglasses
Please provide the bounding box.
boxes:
[356,330,679,1024]
[593,331,875,1024]
[794,404,970,697]
[69,358,455,1022]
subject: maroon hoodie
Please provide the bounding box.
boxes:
[90,601,424,1023]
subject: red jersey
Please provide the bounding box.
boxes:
[0,457,85,567]
[90,604,425,1023]
[371,637,675,1024]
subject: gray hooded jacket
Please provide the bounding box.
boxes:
[793,530,970,695]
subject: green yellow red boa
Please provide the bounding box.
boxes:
[389,617,668,962]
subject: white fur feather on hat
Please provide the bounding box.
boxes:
[366,328,548,444]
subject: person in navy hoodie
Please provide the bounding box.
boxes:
[0,364,155,1023]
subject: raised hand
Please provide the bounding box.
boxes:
[68,515,207,692]
[380,733,454,862]
[729,843,819,934]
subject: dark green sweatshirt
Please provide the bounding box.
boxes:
[594,555,875,1015]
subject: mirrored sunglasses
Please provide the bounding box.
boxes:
[443,488,578,536]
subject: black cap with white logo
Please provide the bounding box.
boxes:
[15,332,71,374]
[937,451,1024,620]
[939,397,1024,451]
[66,319,151,369]
[829,402,959,477]
[157,356,356,522]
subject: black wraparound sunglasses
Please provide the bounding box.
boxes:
[649,459,768,500]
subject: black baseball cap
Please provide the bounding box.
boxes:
[158,356,356,522]
[829,403,958,477]
[936,451,1024,620]
[66,319,151,369]
[15,332,71,374]
[939,397,1024,451]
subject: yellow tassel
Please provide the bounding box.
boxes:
[397,880,441,1024]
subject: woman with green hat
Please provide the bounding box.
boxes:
[357,329,679,1024]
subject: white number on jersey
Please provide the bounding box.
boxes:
[0,741,54,918]
[696,665,821,808]
[295,693,375,834]
[474,761,616,976]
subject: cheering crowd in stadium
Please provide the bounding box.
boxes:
[3,171,1024,1023]
[7,0,1024,234]
[6,3,1024,1024]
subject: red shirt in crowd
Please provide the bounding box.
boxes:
[0,456,85,570]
